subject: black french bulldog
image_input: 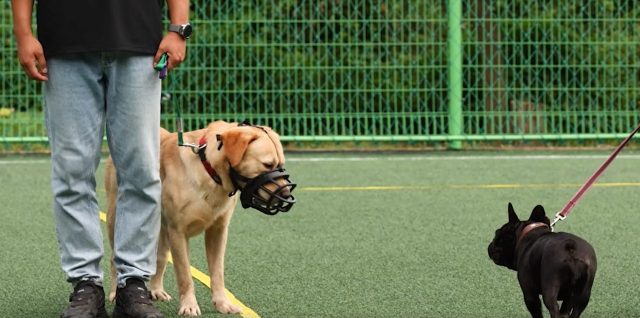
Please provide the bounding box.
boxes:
[487,203,597,318]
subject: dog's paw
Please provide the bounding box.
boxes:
[150,289,172,302]
[213,298,243,315]
[178,297,202,317]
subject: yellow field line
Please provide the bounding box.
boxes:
[96,182,640,195]
[98,212,260,318]
[297,182,640,191]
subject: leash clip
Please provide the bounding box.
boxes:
[550,212,566,232]
[193,143,207,154]
[178,142,203,154]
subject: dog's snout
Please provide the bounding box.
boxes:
[279,187,292,199]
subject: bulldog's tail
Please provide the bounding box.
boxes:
[564,239,587,284]
[564,239,577,254]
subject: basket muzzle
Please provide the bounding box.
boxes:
[229,166,297,215]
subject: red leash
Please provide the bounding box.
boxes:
[550,121,640,231]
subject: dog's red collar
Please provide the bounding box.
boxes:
[515,222,550,250]
[198,135,222,185]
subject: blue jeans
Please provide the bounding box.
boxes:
[44,52,162,287]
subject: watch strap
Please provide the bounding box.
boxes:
[169,24,182,34]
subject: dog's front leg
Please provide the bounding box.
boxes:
[168,227,201,317]
[205,214,243,315]
[523,291,543,318]
[149,225,172,302]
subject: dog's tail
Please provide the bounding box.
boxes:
[564,239,577,255]
[160,126,171,137]
[563,239,587,284]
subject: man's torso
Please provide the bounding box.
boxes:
[36,0,164,58]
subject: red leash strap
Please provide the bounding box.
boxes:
[551,121,640,231]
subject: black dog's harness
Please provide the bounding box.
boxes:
[195,120,297,216]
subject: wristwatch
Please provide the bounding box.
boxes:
[169,23,192,40]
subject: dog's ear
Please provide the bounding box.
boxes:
[219,128,260,167]
[508,202,519,223]
[528,205,547,223]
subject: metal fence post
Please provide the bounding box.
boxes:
[447,0,463,149]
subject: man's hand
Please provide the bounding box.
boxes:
[153,32,187,73]
[11,0,46,82]
[16,35,48,81]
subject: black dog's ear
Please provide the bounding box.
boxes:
[508,202,519,223]
[529,205,547,222]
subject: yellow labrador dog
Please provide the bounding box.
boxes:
[105,120,296,316]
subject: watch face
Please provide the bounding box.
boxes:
[182,24,192,39]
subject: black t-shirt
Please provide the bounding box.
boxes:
[36,0,164,58]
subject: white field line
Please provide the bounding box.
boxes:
[286,154,640,162]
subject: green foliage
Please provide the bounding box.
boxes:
[463,0,639,134]
[1,0,639,145]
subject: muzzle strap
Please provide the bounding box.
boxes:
[216,134,223,150]
[228,166,251,197]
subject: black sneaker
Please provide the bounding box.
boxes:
[112,278,163,318]
[61,280,109,318]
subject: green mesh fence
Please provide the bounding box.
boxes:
[1,0,639,150]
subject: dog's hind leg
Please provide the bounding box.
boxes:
[107,216,117,302]
[541,278,564,318]
[557,285,573,317]
[105,158,118,302]
[568,277,594,318]
[559,297,573,317]
[568,291,591,318]
[149,224,172,302]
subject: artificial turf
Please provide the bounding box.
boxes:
[1,150,640,318]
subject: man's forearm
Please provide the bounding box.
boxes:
[10,0,35,40]
[166,0,189,25]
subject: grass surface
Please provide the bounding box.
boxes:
[1,151,640,318]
